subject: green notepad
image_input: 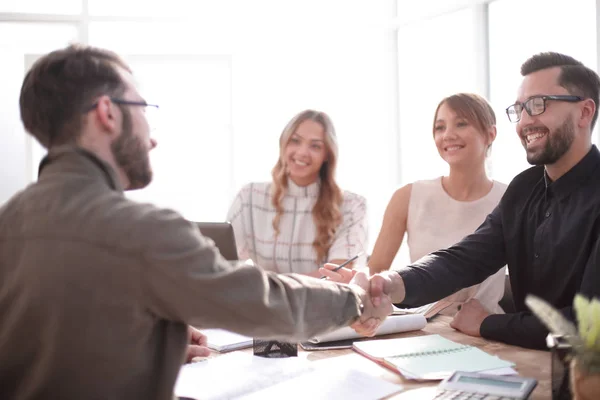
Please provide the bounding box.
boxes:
[353,334,515,380]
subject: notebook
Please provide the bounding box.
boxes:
[200,328,253,352]
[353,334,515,380]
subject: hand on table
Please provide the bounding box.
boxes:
[186,326,211,362]
[449,299,491,337]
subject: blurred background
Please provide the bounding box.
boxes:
[1,0,597,267]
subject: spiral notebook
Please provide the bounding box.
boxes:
[353,334,514,380]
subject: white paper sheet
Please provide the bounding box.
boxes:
[237,368,402,400]
[174,352,314,400]
[174,351,403,400]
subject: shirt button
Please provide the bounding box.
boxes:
[534,253,539,258]
[545,211,551,217]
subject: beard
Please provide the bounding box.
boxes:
[111,106,153,190]
[525,117,575,166]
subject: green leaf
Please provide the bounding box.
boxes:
[526,295,580,347]
[575,294,600,352]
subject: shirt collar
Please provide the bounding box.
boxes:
[545,145,600,201]
[38,145,124,193]
[286,178,321,197]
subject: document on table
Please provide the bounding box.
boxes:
[174,351,402,400]
[237,368,402,400]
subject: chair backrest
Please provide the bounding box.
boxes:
[498,274,515,313]
[194,221,239,261]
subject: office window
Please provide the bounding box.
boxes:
[89,2,396,249]
[397,8,481,185]
[0,23,78,203]
[225,2,397,253]
[4,1,397,252]
[0,0,81,14]
[89,21,234,221]
[120,56,233,222]
[489,0,597,184]
[88,0,231,18]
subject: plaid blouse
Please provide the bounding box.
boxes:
[226,180,368,274]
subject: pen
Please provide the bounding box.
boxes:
[319,251,364,279]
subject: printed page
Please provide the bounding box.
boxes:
[174,351,314,400]
[237,368,403,400]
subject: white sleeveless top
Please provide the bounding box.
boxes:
[406,177,508,314]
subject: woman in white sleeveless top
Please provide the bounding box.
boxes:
[368,93,507,315]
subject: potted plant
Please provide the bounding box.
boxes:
[526,294,600,400]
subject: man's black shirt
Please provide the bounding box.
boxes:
[397,145,600,349]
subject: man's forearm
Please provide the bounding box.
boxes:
[481,311,562,350]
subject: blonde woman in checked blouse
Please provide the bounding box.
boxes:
[227,110,368,277]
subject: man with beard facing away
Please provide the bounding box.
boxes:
[324,52,600,350]
[0,44,392,400]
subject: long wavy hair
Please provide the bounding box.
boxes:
[271,110,343,264]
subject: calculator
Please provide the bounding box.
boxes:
[434,371,538,400]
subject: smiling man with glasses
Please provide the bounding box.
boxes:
[505,66,597,179]
[347,52,600,353]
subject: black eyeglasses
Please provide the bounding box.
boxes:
[110,98,159,110]
[84,97,160,131]
[85,97,159,112]
[506,95,584,123]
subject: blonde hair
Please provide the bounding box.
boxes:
[271,110,343,264]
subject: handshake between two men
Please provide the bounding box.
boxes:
[320,263,407,337]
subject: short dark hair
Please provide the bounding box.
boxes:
[19,44,131,148]
[521,52,600,130]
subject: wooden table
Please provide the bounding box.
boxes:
[292,315,550,399]
[204,315,550,399]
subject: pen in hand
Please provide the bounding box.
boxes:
[320,251,364,279]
